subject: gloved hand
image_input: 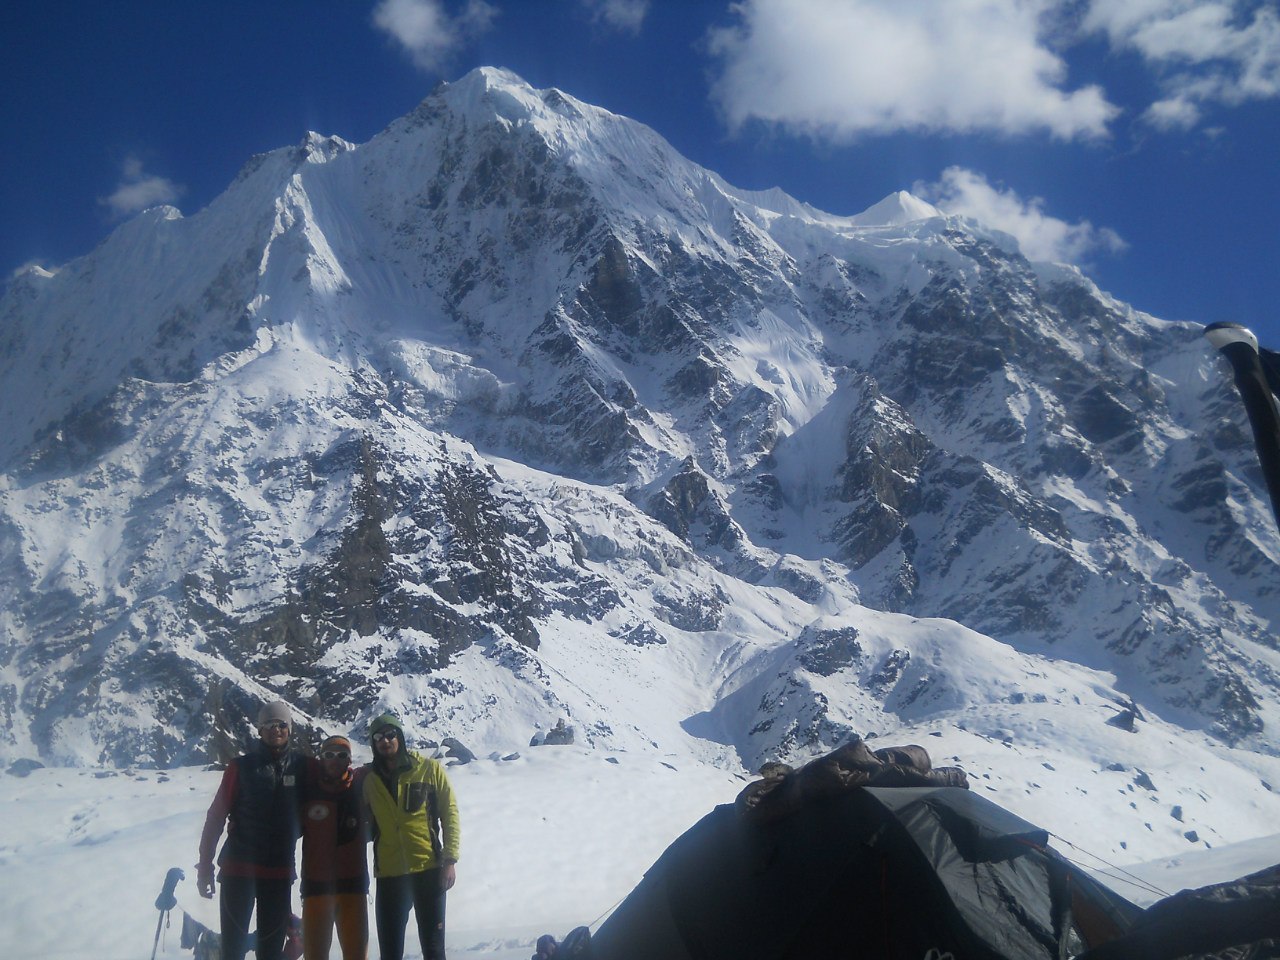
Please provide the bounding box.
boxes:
[197,864,216,899]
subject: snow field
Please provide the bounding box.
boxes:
[0,749,743,960]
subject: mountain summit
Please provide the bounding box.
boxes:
[1,69,1277,856]
[849,190,944,226]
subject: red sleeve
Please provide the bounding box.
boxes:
[198,762,239,869]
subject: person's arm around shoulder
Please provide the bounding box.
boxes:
[196,761,240,898]
[353,766,373,843]
[360,764,383,844]
[299,755,320,802]
[430,757,460,890]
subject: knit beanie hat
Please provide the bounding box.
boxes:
[257,701,292,727]
[369,713,403,741]
[320,735,352,755]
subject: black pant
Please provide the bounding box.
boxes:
[375,869,446,960]
[219,875,292,960]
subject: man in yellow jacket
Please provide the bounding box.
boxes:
[363,714,460,960]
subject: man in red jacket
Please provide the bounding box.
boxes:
[198,701,307,960]
[299,735,369,960]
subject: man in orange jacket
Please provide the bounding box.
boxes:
[298,735,369,960]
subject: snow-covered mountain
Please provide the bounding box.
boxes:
[2,67,1279,863]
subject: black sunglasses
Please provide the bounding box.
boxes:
[372,730,398,742]
[321,750,351,761]
[261,721,289,732]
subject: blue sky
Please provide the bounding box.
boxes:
[3,0,1279,341]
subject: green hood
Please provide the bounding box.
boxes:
[369,713,403,738]
[369,713,412,772]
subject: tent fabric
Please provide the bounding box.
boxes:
[588,741,1140,960]
[1078,862,1280,960]
[877,788,1138,960]
[870,784,1048,857]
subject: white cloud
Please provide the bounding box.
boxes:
[1084,0,1280,123]
[99,157,183,219]
[706,0,1120,141]
[581,0,649,33]
[917,166,1128,264]
[1143,95,1203,129]
[372,0,497,72]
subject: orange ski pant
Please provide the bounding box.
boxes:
[301,893,369,960]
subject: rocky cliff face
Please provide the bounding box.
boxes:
[1,68,1276,776]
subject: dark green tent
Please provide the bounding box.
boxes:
[1078,862,1280,960]
[588,755,1139,960]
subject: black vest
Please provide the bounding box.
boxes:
[219,745,305,869]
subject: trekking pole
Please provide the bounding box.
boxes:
[151,867,185,960]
